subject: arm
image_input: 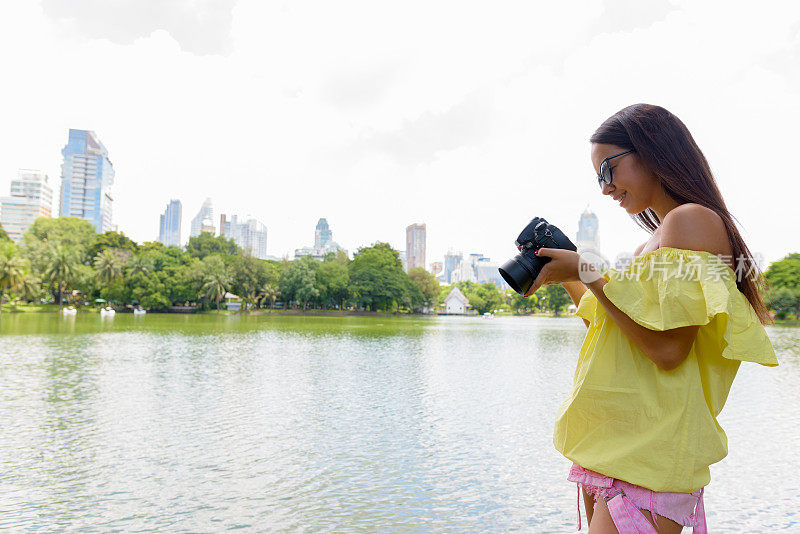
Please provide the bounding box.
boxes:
[585,276,700,370]
[561,281,589,328]
[562,241,646,329]
[587,204,729,371]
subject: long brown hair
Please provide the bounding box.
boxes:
[590,103,773,325]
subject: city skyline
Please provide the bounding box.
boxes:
[2,2,799,269]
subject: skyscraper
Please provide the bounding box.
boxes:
[59,129,115,232]
[576,206,609,272]
[405,223,426,272]
[444,250,462,283]
[315,218,332,249]
[0,169,53,242]
[576,206,599,250]
[219,214,268,259]
[294,218,347,260]
[158,199,182,247]
[190,198,215,237]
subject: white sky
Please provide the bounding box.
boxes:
[1,0,798,268]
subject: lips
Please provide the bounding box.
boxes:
[614,192,627,205]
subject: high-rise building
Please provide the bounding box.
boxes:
[0,169,53,242]
[576,206,600,250]
[405,223,426,272]
[315,218,332,249]
[576,205,610,272]
[158,199,182,247]
[190,198,215,237]
[431,261,444,281]
[295,217,347,260]
[398,250,408,272]
[444,250,462,283]
[59,129,115,232]
[220,214,268,259]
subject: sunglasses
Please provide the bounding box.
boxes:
[596,149,635,187]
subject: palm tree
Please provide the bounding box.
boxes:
[17,274,41,303]
[202,271,230,312]
[94,249,124,302]
[0,248,25,305]
[257,283,279,310]
[46,246,79,310]
[126,254,153,278]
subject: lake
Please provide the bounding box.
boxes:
[0,313,797,532]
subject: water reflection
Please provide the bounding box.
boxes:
[0,315,797,532]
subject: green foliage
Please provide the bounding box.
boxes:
[45,245,81,308]
[765,253,800,292]
[767,286,800,319]
[454,281,504,315]
[280,256,319,309]
[537,284,572,316]
[317,258,350,308]
[349,242,413,311]
[200,255,232,311]
[0,243,27,302]
[24,217,96,252]
[408,267,440,306]
[87,231,138,260]
[0,223,10,243]
[504,288,538,315]
[93,248,125,299]
[229,254,275,310]
[23,217,97,277]
[186,232,240,259]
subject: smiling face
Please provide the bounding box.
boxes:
[590,143,662,214]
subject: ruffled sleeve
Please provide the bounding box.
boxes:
[576,285,600,325]
[599,247,778,367]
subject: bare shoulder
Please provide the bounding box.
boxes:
[660,203,730,256]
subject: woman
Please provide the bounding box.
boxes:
[527,104,779,533]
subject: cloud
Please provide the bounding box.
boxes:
[2,0,799,267]
[354,89,494,166]
[40,0,237,56]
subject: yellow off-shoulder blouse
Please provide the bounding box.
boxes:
[553,247,778,493]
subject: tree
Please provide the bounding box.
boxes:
[0,244,26,304]
[126,254,154,278]
[198,255,231,311]
[765,253,800,292]
[279,257,319,310]
[94,249,125,300]
[317,260,350,309]
[0,223,10,243]
[348,243,410,311]
[505,288,538,315]
[408,267,440,309]
[257,283,279,309]
[45,245,80,309]
[186,232,240,259]
[538,284,572,316]
[24,217,96,257]
[202,271,230,312]
[456,281,503,315]
[230,254,271,311]
[22,218,97,292]
[87,230,138,260]
[767,286,800,319]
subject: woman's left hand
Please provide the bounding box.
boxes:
[524,248,582,297]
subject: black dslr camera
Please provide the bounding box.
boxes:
[499,217,577,295]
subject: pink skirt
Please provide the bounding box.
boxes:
[567,462,707,532]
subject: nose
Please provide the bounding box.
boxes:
[600,181,616,196]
